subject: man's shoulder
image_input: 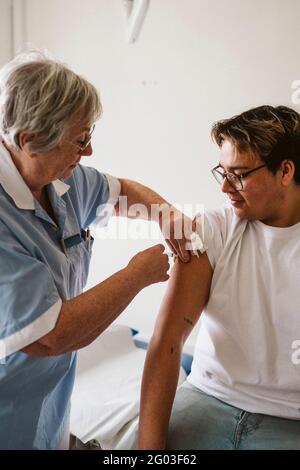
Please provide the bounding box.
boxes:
[203,205,245,236]
[199,205,249,263]
[204,205,235,223]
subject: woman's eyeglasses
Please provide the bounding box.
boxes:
[67,124,95,153]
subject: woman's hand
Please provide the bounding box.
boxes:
[128,244,170,287]
[159,209,197,263]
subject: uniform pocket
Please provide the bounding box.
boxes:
[67,237,94,293]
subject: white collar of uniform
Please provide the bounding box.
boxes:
[0,140,70,210]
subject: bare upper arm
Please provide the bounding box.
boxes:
[154,252,213,345]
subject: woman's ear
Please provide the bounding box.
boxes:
[281,159,295,186]
[18,132,36,156]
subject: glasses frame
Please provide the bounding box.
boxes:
[211,163,267,191]
[67,124,95,154]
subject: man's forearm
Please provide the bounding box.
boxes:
[138,339,182,449]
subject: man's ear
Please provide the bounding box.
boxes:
[18,132,36,156]
[280,159,295,186]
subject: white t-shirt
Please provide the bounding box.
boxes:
[188,206,300,419]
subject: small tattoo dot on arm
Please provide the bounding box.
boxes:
[184,317,194,326]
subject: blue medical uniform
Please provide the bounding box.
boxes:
[0,142,119,449]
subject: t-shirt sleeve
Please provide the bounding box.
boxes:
[67,165,121,229]
[196,206,235,270]
[0,240,62,361]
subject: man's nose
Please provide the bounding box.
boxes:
[221,177,235,194]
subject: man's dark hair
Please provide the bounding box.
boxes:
[211,105,300,184]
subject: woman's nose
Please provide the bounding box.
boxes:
[82,143,93,157]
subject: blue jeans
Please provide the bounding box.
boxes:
[167,381,300,450]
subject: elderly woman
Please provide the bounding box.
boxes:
[0,52,191,450]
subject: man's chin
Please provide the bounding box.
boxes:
[233,207,255,221]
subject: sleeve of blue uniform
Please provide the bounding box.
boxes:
[0,241,62,361]
[68,165,121,229]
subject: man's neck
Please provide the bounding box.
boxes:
[262,190,300,227]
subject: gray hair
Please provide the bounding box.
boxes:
[0,51,102,153]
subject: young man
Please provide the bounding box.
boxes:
[138,105,300,450]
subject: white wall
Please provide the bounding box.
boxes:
[0,0,12,66]
[6,0,300,345]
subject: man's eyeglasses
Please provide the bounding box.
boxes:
[211,163,267,191]
[67,124,95,153]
